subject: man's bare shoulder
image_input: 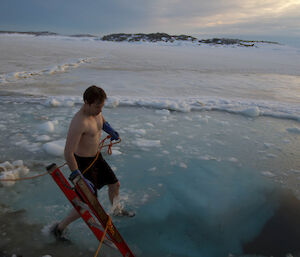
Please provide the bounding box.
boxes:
[70,110,89,130]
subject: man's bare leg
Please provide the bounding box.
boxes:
[108,181,121,209]
[109,181,135,217]
[57,208,81,231]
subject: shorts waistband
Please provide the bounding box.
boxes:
[74,153,97,161]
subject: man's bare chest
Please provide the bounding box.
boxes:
[83,116,103,138]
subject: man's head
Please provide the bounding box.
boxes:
[83,85,107,115]
[83,85,107,105]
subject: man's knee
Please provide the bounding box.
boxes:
[109,181,120,190]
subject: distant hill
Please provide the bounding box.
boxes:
[0,31,59,36]
[0,31,96,37]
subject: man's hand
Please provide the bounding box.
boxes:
[69,169,95,194]
[69,169,82,181]
[103,121,119,141]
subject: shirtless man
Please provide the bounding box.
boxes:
[52,85,133,241]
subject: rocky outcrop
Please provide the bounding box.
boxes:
[101,33,197,43]
[199,38,241,45]
[101,33,278,47]
[199,38,277,47]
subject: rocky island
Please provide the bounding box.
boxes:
[0,31,278,47]
[101,33,278,47]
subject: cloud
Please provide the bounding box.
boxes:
[0,0,299,37]
[149,0,300,36]
[0,0,153,33]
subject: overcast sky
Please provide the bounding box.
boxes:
[1,0,299,42]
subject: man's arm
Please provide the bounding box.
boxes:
[102,115,119,141]
[64,117,85,171]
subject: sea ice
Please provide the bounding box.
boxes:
[111,149,122,155]
[266,153,277,158]
[0,161,14,171]
[0,160,30,187]
[179,162,188,169]
[199,154,220,161]
[264,143,275,148]
[106,98,120,108]
[133,139,161,148]
[145,122,154,127]
[42,139,66,157]
[228,157,239,162]
[241,107,260,117]
[35,135,51,142]
[134,129,147,136]
[288,169,300,173]
[0,172,16,186]
[155,109,170,116]
[11,160,23,167]
[49,99,60,107]
[282,139,291,143]
[262,171,276,177]
[39,121,56,133]
[286,127,300,134]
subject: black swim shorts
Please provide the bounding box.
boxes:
[74,153,118,194]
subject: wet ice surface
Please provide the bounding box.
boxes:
[1,96,300,257]
[0,205,97,257]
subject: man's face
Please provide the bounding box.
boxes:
[89,100,105,116]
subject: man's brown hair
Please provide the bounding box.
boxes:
[83,85,107,105]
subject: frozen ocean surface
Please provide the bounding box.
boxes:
[0,34,300,257]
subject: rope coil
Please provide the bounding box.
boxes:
[82,136,121,175]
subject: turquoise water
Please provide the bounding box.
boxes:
[1,95,300,256]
